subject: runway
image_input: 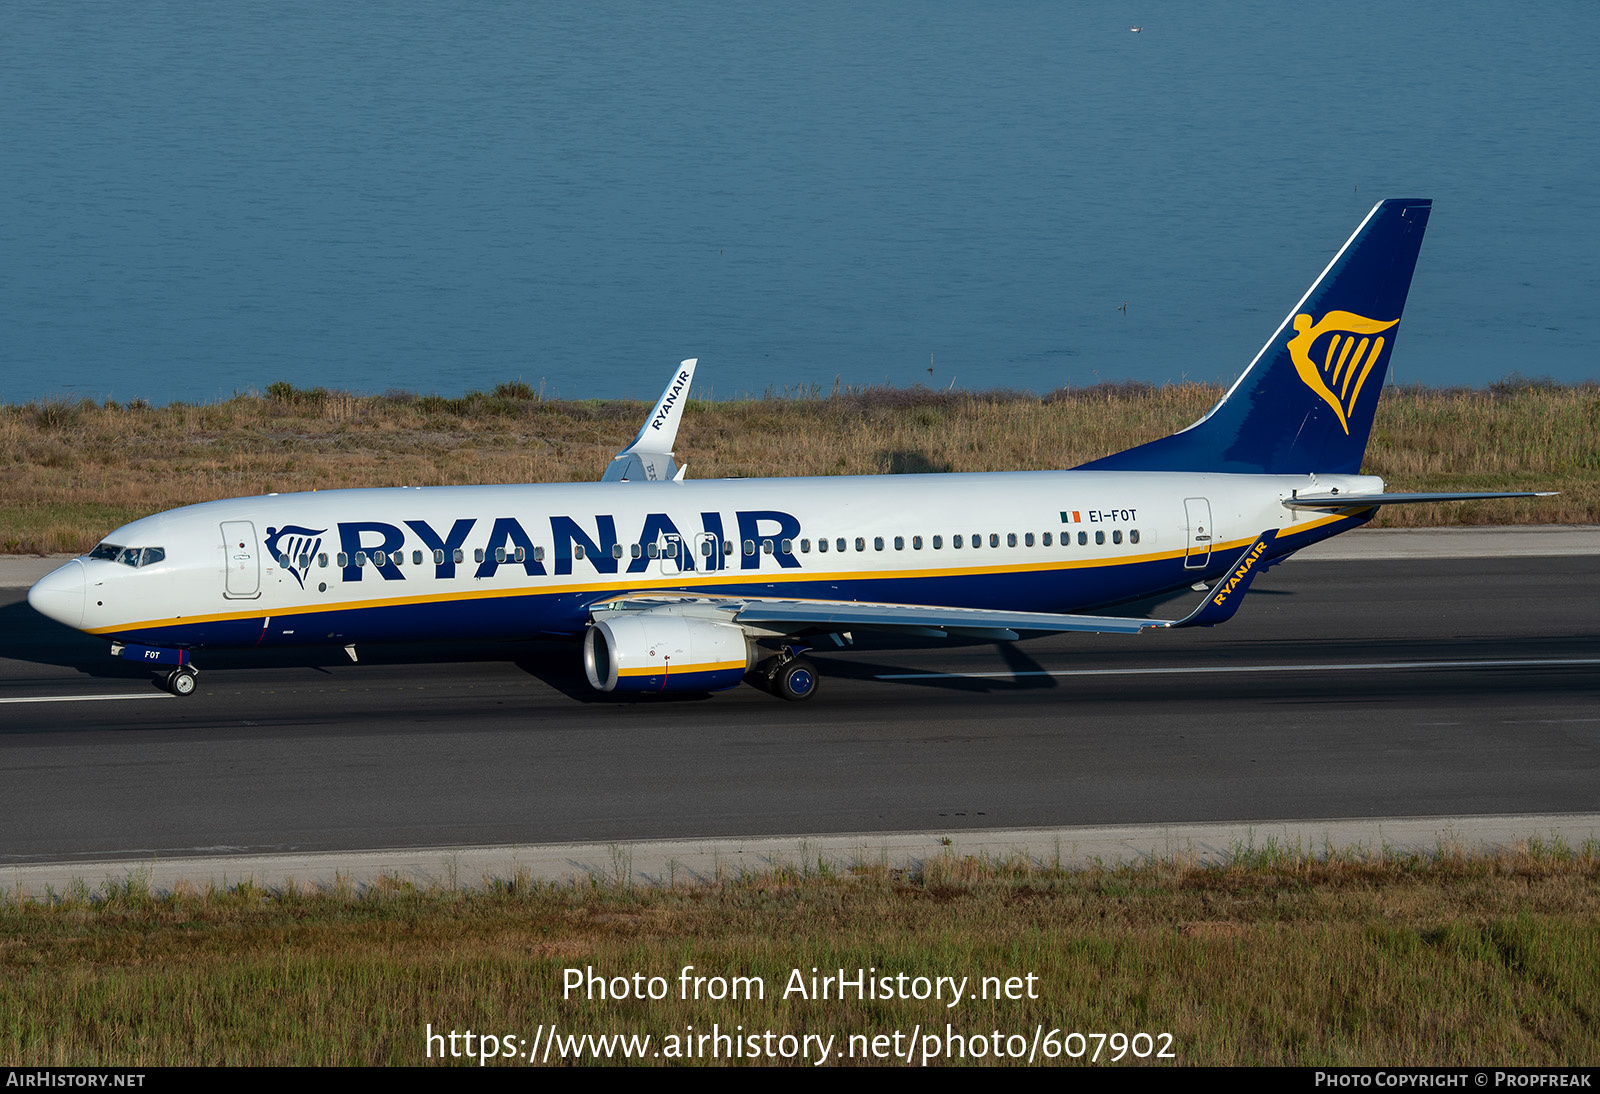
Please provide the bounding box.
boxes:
[1,544,1597,869]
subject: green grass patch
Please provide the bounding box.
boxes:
[3,847,1597,1066]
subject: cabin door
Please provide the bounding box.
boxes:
[221,521,262,598]
[1183,498,1213,570]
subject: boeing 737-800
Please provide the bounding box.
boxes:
[26,199,1548,700]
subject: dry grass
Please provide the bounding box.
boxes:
[2,378,1595,553]
[2,843,1596,1066]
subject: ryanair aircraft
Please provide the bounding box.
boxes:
[27,199,1547,700]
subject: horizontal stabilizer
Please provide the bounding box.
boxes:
[1284,491,1556,509]
[602,358,698,483]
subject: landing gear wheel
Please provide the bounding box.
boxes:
[771,657,819,702]
[165,667,198,697]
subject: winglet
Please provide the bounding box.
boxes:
[602,358,698,482]
[1161,529,1278,629]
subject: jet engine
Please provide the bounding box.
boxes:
[583,614,753,694]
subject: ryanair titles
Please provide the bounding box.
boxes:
[327,510,802,582]
[1209,536,1270,606]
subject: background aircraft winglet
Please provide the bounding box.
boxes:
[601,358,698,482]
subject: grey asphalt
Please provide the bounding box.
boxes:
[1,538,1596,869]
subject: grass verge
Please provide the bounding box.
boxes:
[3,842,1597,1066]
[2,378,1596,554]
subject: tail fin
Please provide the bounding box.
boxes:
[1079,199,1432,475]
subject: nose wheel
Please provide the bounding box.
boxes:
[164,666,198,696]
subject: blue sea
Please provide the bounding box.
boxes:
[3,2,1596,406]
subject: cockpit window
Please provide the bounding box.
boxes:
[88,542,166,568]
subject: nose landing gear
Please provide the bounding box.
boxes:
[164,666,199,696]
[109,643,199,696]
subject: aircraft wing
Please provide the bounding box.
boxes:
[590,531,1281,637]
[601,358,698,482]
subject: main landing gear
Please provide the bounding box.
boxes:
[752,646,819,702]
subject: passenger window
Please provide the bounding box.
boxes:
[574,545,586,560]
[474,548,484,563]
[318,552,329,567]
[412,550,422,566]
[701,540,714,557]
[818,538,828,553]
[296,553,309,570]
[762,539,774,554]
[780,539,792,554]
[355,552,369,567]
[874,537,884,551]
[1042,533,1051,547]
[913,536,923,550]
[801,539,811,553]
[534,547,545,562]
[433,549,445,565]
[1024,533,1034,547]
[1095,531,1105,545]
[724,540,735,556]
[971,535,981,549]
[894,536,904,550]
[375,551,389,567]
[836,538,846,552]
[453,549,464,564]
[1130,529,1140,545]
[495,548,507,563]
[855,537,866,552]
[953,535,963,548]
[647,543,659,559]
[744,539,756,556]
[631,544,643,559]
[991,534,1001,548]
[392,551,403,567]
[666,542,679,558]
[514,546,526,562]
[1113,530,1122,545]
[336,552,349,567]
[1078,532,1088,546]
[933,535,943,549]
[1006,533,1017,547]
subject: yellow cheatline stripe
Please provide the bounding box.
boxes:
[617,658,747,678]
[86,511,1357,636]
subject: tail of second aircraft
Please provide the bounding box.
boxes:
[1079,198,1432,475]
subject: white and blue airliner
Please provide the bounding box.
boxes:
[27,200,1547,700]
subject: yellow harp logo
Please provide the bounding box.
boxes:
[1286,311,1399,434]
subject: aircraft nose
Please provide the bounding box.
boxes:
[27,560,86,630]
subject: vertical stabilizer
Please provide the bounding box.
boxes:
[1080,199,1431,475]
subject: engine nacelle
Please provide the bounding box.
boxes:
[584,615,753,694]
